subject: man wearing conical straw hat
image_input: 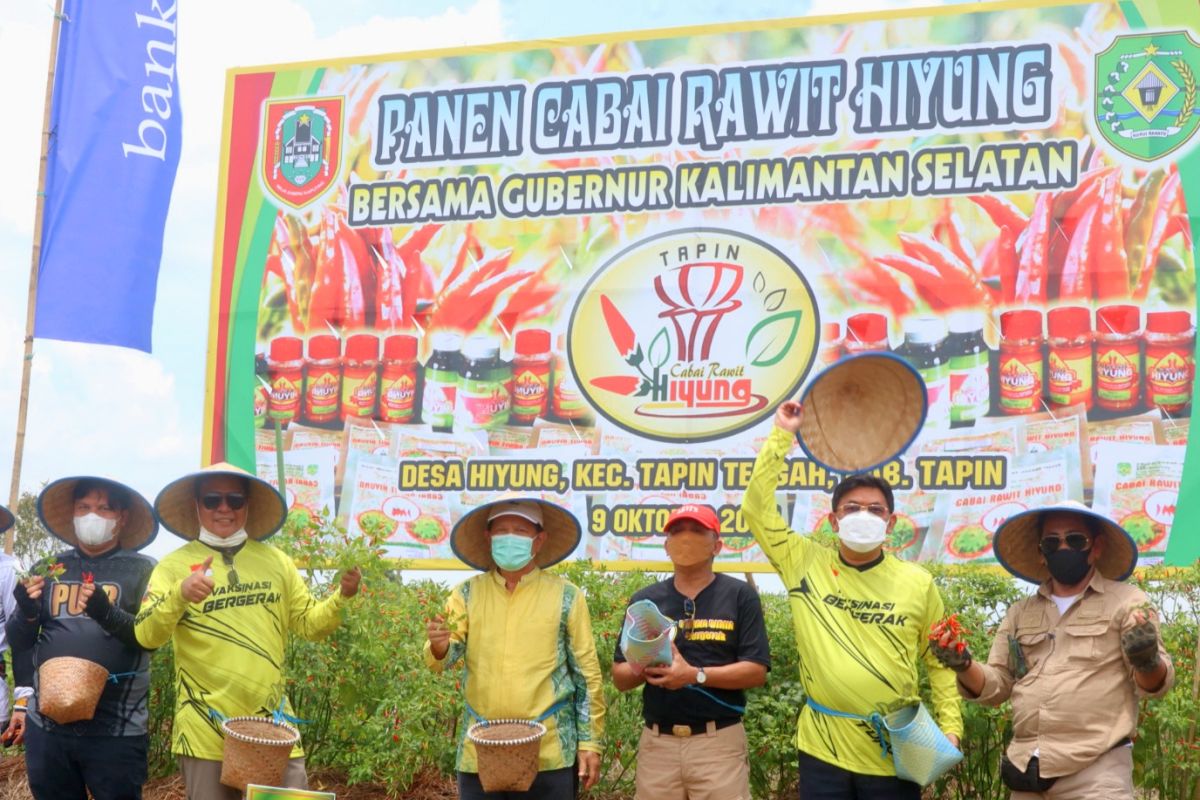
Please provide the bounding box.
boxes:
[425,497,605,798]
[743,402,962,799]
[130,463,361,800]
[612,503,770,800]
[0,504,33,749]
[931,502,1175,798]
[5,477,157,800]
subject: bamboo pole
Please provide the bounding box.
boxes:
[6,0,65,555]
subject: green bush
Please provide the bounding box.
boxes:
[136,538,1200,799]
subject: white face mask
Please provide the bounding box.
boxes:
[836,511,888,553]
[199,526,248,549]
[74,513,118,547]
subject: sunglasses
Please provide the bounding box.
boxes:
[200,492,247,511]
[219,550,239,587]
[679,597,697,638]
[1038,532,1092,556]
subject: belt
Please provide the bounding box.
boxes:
[646,718,740,737]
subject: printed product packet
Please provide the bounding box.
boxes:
[340,418,397,501]
[1086,410,1163,478]
[921,416,1026,456]
[533,420,601,453]
[1019,404,1089,496]
[925,451,1072,564]
[347,454,454,560]
[1160,417,1190,446]
[1091,442,1185,562]
[255,447,337,531]
[256,426,292,454]
[487,425,536,453]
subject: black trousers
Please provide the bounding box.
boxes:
[798,750,921,800]
[24,720,147,800]
[458,766,578,799]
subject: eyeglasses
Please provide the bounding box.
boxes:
[200,492,247,511]
[836,502,890,519]
[1038,532,1092,556]
[220,550,239,586]
[679,597,697,638]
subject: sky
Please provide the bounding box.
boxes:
[0,0,967,564]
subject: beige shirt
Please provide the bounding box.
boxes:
[962,573,1174,778]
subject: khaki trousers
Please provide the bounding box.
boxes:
[634,721,751,800]
[1010,746,1133,800]
[179,756,308,800]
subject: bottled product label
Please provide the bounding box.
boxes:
[512,366,550,421]
[379,371,417,421]
[341,371,378,418]
[998,354,1043,413]
[305,369,340,420]
[1047,349,1093,408]
[253,385,269,427]
[920,363,950,428]
[423,368,460,429]
[553,373,587,418]
[269,374,301,421]
[949,352,989,423]
[1096,347,1139,407]
[456,378,511,429]
[1146,349,1193,409]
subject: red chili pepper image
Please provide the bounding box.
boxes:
[599,294,637,358]
[589,375,642,396]
[190,563,206,573]
[81,571,95,584]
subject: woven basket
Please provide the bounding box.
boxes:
[219,717,300,791]
[38,657,109,724]
[467,719,546,792]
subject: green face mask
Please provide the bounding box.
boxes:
[491,533,535,571]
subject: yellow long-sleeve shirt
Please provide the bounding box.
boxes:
[424,568,605,773]
[135,539,347,760]
[743,426,963,776]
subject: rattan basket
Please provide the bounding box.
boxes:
[467,719,546,792]
[38,657,109,724]
[219,716,300,791]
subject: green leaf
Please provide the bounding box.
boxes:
[745,310,803,367]
[648,328,671,368]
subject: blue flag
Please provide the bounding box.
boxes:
[35,0,182,352]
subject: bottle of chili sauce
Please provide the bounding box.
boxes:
[1095,305,1142,412]
[267,337,304,427]
[303,335,341,425]
[1046,306,1093,410]
[998,310,1044,415]
[378,334,419,423]
[341,334,380,420]
[1144,310,1194,414]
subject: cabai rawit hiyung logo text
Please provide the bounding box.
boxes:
[569,229,818,442]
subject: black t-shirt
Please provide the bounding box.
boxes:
[7,547,154,737]
[614,573,770,726]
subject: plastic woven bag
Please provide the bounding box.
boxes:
[620,599,676,668]
[883,703,963,787]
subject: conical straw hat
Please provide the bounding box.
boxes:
[797,352,927,473]
[155,462,286,541]
[994,501,1138,585]
[0,505,12,534]
[451,497,581,571]
[37,477,157,551]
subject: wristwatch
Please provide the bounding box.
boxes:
[696,667,707,685]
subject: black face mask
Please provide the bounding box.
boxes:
[1045,548,1092,586]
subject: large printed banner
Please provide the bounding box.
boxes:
[207,0,1200,570]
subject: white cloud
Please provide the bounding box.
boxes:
[0,0,508,561]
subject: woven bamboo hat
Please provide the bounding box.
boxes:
[0,504,12,534]
[451,498,581,571]
[154,462,286,541]
[797,352,928,473]
[994,501,1138,584]
[37,476,157,551]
